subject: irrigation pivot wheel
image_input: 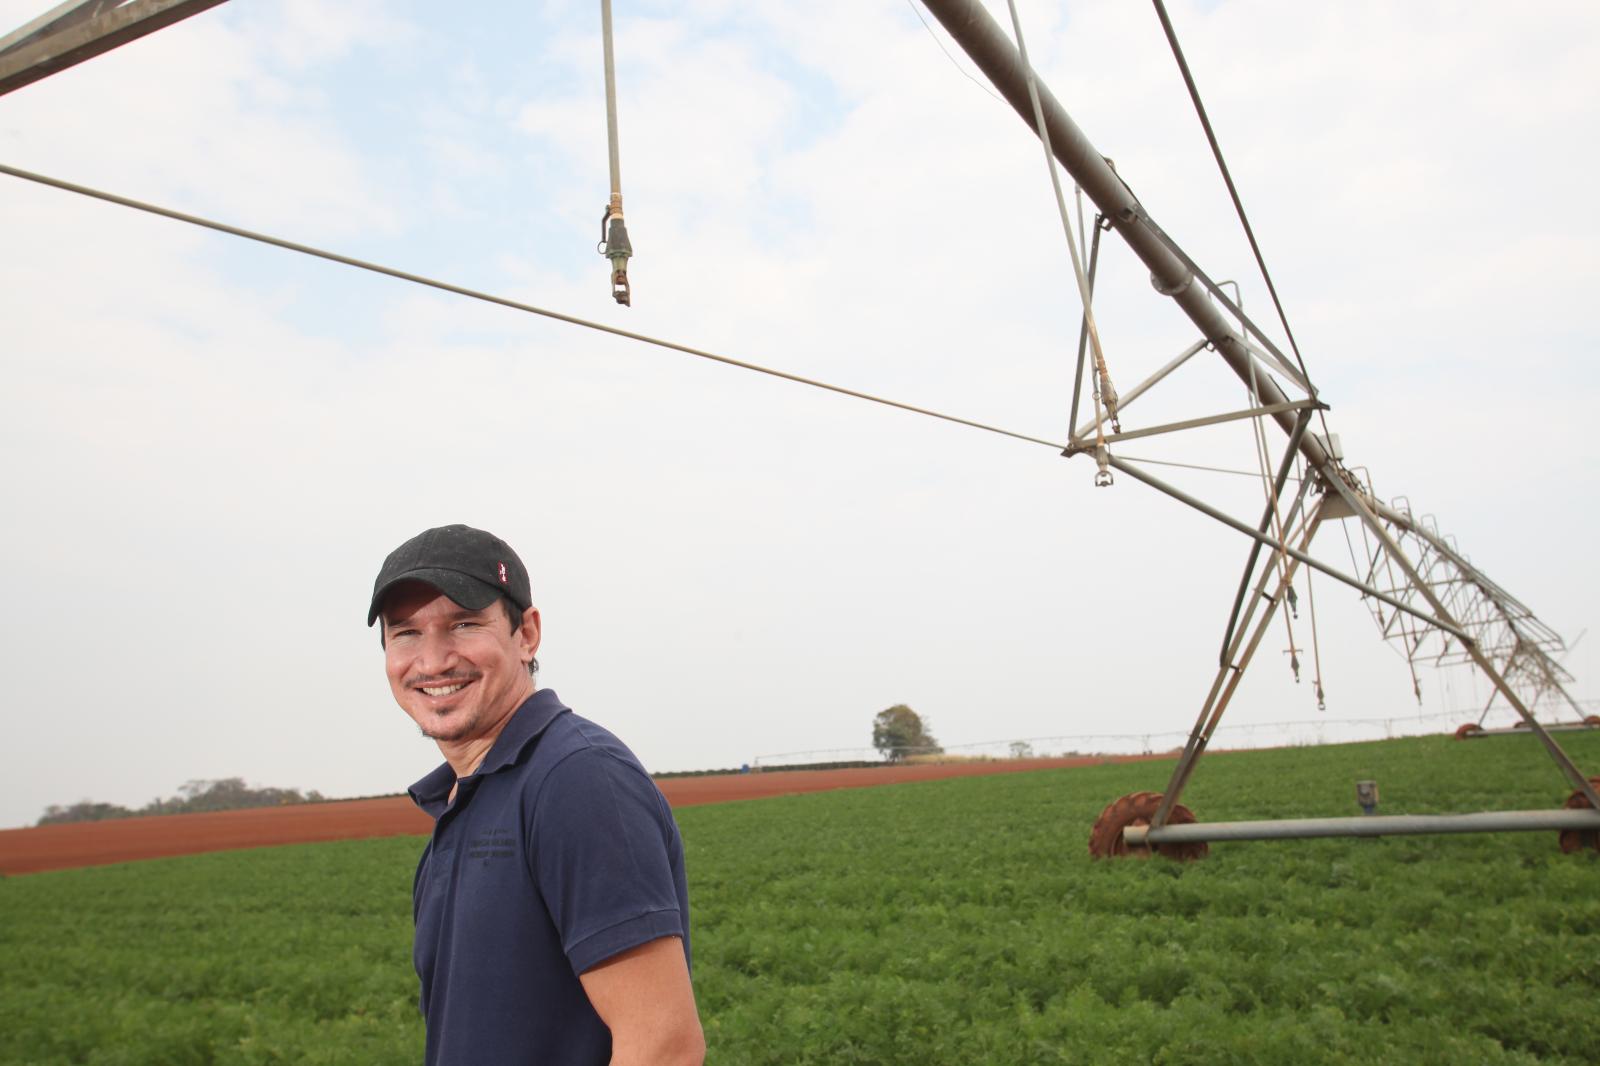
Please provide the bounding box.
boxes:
[1558,776,1600,855]
[1088,791,1208,861]
[1454,722,1484,740]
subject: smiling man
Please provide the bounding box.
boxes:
[369,524,704,1066]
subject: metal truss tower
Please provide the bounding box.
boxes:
[916,0,1600,854]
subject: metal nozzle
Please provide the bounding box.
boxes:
[600,209,633,306]
[1093,443,1113,487]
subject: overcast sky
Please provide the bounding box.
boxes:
[2,1,1597,829]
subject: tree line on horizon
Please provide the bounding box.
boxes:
[37,778,325,826]
[40,706,978,825]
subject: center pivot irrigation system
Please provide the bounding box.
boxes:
[4,0,1598,858]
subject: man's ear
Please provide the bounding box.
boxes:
[519,606,542,662]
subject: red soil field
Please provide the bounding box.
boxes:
[0,755,1166,876]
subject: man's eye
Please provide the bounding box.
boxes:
[453,621,480,630]
[391,629,419,640]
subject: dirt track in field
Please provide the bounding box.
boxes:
[0,755,1170,875]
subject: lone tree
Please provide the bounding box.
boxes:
[872,704,942,762]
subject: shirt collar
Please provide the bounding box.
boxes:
[407,689,570,818]
[479,688,569,774]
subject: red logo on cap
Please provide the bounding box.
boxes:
[498,562,508,584]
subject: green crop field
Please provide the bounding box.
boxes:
[3,732,1598,1064]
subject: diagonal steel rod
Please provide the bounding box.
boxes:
[1065,398,1318,454]
[1218,407,1315,665]
[1107,456,1468,642]
[1219,489,1319,675]
[1233,334,1312,393]
[1154,503,1327,827]
[1070,337,1205,443]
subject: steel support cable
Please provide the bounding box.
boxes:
[1398,540,1439,700]
[1233,283,1300,676]
[1216,408,1313,668]
[1474,673,1501,722]
[0,162,1067,451]
[1074,184,1088,263]
[1304,553,1327,709]
[1255,429,1307,684]
[1149,0,1324,441]
[1109,455,1469,642]
[1352,473,1386,626]
[1291,452,1327,708]
[1001,0,1120,484]
[1380,515,1428,702]
[1119,454,1305,481]
[1337,510,1376,619]
[1256,423,1301,678]
[903,0,1004,104]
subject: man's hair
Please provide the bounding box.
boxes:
[377,593,539,676]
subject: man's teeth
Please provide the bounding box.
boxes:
[421,683,467,697]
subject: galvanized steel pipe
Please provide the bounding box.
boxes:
[1124,809,1600,845]
[600,0,622,199]
[918,0,1330,468]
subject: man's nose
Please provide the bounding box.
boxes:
[415,629,460,674]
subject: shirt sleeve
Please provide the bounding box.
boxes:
[531,746,686,975]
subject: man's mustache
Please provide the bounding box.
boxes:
[405,670,483,688]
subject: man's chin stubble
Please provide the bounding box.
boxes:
[416,712,478,742]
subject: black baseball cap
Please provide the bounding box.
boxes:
[368,524,532,626]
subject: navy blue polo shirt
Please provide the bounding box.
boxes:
[408,689,690,1065]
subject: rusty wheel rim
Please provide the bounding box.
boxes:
[1088,791,1208,861]
[1558,776,1600,854]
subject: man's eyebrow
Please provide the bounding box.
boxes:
[383,606,491,629]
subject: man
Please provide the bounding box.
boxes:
[369,523,705,1066]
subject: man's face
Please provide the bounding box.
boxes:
[380,581,541,747]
